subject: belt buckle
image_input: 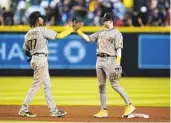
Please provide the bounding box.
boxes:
[98,53,105,57]
[104,54,107,57]
[102,53,107,57]
[99,53,102,57]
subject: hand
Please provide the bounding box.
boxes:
[113,65,122,80]
[66,21,73,27]
[72,19,83,31]
[114,65,121,71]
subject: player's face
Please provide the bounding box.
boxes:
[103,20,113,28]
[38,17,44,26]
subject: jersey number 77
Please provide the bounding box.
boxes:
[28,39,37,50]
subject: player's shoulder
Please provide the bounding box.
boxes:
[25,29,32,38]
[25,28,39,37]
[28,26,46,32]
[35,26,45,31]
[113,27,121,33]
[38,26,54,32]
[113,28,122,36]
[97,29,104,33]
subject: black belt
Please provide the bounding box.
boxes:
[33,53,47,57]
[97,53,114,57]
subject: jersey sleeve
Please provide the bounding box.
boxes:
[42,27,57,40]
[114,32,123,49]
[88,32,99,42]
[23,35,30,51]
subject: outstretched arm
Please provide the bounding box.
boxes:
[56,21,83,39]
[77,29,91,42]
[56,27,74,39]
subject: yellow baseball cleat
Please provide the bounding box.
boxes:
[94,109,108,118]
[122,104,136,117]
[18,111,36,117]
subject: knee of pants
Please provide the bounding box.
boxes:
[44,84,51,90]
[32,82,41,89]
[44,83,51,90]
[111,81,120,89]
[98,83,106,93]
[109,72,116,82]
[44,86,50,90]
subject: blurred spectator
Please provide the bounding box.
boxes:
[0,0,11,11]
[70,0,88,23]
[0,6,4,25]
[112,0,126,26]
[166,7,170,26]
[158,0,170,26]
[86,0,99,25]
[137,6,149,26]
[0,0,169,26]
[45,0,63,25]
[129,11,140,26]
[2,7,14,25]
[25,0,46,23]
[99,0,113,18]
[40,0,49,9]
[94,0,113,26]
[122,10,132,26]
[62,0,72,24]
[148,8,165,26]
[14,0,26,24]
[29,0,41,6]
[150,0,158,10]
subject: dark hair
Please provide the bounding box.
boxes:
[29,11,42,27]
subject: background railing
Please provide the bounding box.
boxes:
[0,26,170,32]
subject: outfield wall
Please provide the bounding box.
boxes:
[0,26,170,77]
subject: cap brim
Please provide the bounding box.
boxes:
[100,17,110,21]
[38,15,43,18]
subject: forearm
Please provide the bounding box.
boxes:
[116,48,122,65]
[77,29,91,42]
[56,27,74,39]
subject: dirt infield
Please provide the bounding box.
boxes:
[0,105,170,122]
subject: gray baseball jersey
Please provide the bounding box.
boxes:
[19,27,59,114]
[87,28,131,109]
[88,28,123,56]
[23,27,57,55]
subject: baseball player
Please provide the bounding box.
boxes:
[76,13,135,118]
[18,11,81,117]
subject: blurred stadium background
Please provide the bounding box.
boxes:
[0,0,170,26]
[0,0,170,108]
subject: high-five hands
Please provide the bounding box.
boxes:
[72,19,84,31]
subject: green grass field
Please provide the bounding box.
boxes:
[0,77,170,107]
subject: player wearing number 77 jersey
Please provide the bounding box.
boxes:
[19,11,81,117]
[76,13,135,118]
